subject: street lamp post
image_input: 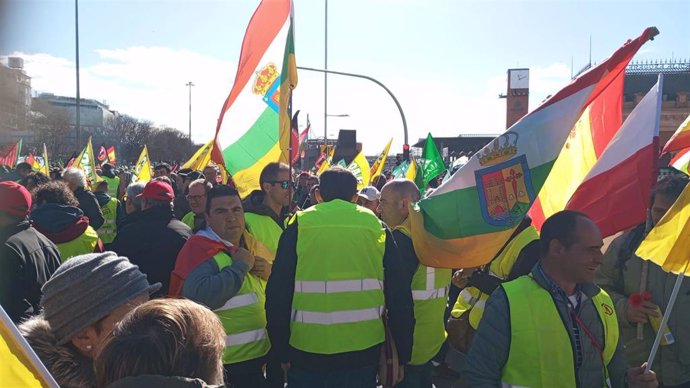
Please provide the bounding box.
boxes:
[75,0,81,147]
[186,81,194,145]
[324,0,328,147]
[297,66,409,159]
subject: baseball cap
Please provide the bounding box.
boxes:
[137,180,175,201]
[0,181,32,217]
[358,186,381,201]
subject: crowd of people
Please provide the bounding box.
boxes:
[1,158,688,388]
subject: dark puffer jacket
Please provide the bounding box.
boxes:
[110,205,191,296]
[0,221,61,323]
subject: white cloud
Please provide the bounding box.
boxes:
[7,48,574,158]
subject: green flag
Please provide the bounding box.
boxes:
[417,133,445,190]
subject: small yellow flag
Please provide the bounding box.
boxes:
[636,183,690,275]
[182,140,214,171]
[347,152,371,190]
[40,144,50,176]
[369,138,393,183]
[132,145,152,184]
[72,137,101,188]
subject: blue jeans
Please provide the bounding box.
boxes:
[287,364,378,388]
[395,362,433,388]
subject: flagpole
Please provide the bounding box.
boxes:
[644,262,688,373]
[288,90,294,208]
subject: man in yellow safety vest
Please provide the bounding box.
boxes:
[266,168,414,387]
[465,210,658,388]
[378,179,451,388]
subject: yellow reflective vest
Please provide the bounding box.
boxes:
[451,226,539,329]
[501,275,619,388]
[56,226,100,262]
[101,175,120,198]
[213,250,271,365]
[244,212,282,257]
[396,225,451,365]
[290,200,385,354]
[98,197,119,244]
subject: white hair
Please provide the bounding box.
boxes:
[126,182,147,211]
[62,167,87,189]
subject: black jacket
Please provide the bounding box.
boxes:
[74,187,105,229]
[0,221,61,323]
[265,216,415,369]
[110,205,191,297]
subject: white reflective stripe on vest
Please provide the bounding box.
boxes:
[224,328,267,347]
[291,306,383,325]
[426,266,435,289]
[501,383,529,388]
[412,287,448,300]
[294,279,383,294]
[214,293,259,312]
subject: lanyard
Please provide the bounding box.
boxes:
[569,304,612,388]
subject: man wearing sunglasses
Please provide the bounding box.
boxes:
[242,162,291,258]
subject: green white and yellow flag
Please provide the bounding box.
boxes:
[369,138,392,183]
[72,137,100,188]
[131,145,152,184]
[407,28,657,268]
[212,0,297,198]
[347,152,371,190]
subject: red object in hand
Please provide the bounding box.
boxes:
[629,291,653,307]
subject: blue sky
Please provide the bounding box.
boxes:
[1,0,688,155]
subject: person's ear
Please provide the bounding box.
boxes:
[70,326,99,358]
[316,190,323,203]
[351,193,359,203]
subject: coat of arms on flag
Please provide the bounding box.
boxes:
[475,133,535,227]
[253,63,281,112]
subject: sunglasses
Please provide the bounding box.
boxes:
[269,180,291,190]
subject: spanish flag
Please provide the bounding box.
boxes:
[212,0,297,198]
[0,305,58,387]
[636,181,690,275]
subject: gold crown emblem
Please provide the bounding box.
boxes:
[253,63,280,96]
[478,132,519,166]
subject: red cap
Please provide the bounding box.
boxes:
[137,180,175,201]
[0,181,32,217]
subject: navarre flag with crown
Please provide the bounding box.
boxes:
[407,27,658,268]
[211,0,297,198]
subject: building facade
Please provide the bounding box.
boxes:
[0,57,31,138]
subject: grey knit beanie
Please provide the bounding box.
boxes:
[41,252,161,345]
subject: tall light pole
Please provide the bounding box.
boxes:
[75,0,81,147]
[298,66,409,159]
[186,81,194,145]
[324,0,328,147]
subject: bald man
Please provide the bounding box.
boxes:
[378,180,452,388]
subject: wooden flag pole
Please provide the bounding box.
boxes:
[644,261,689,373]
